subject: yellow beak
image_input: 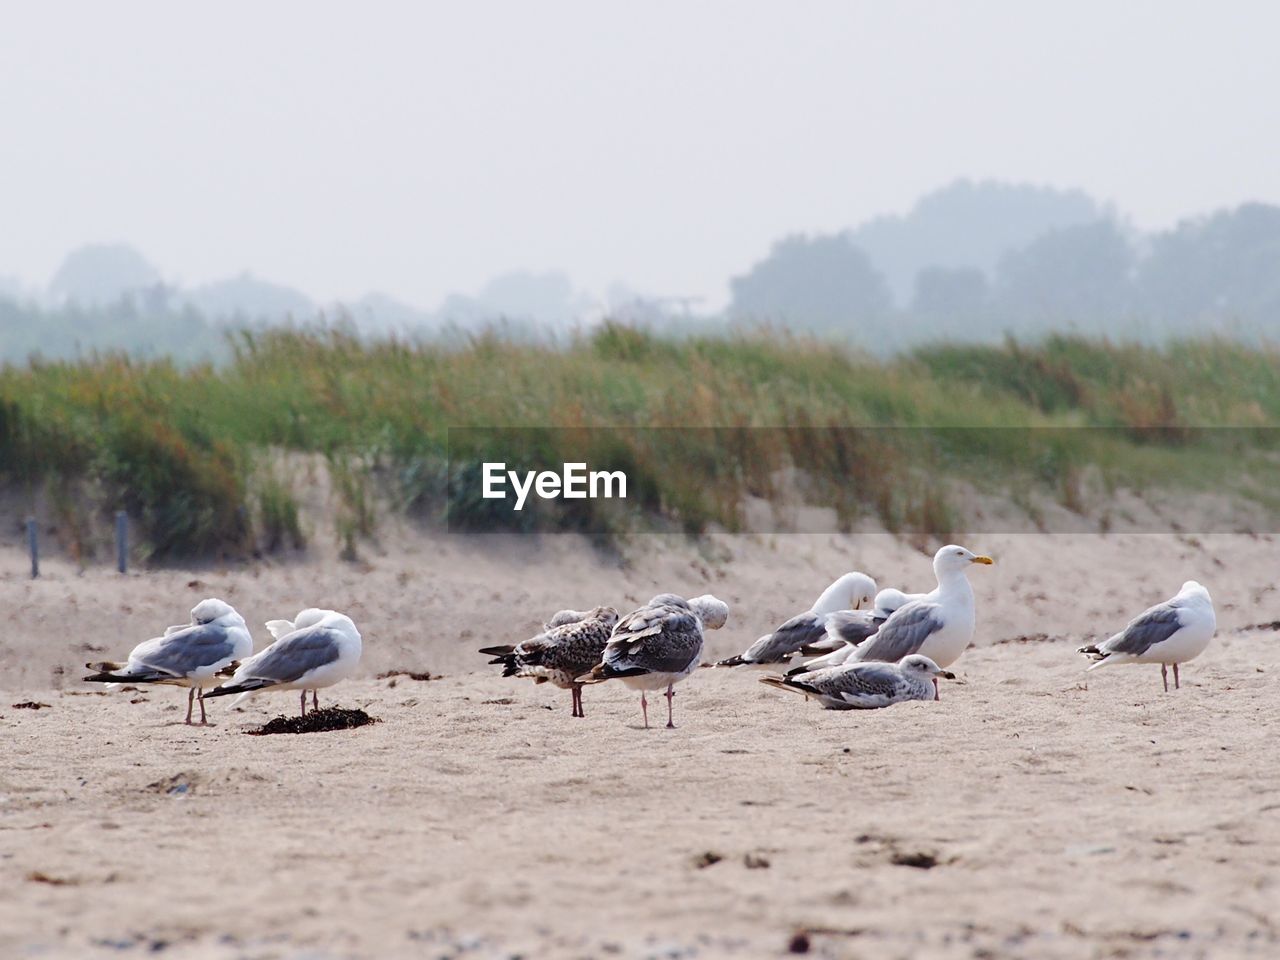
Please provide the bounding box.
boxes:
[971,555,994,565]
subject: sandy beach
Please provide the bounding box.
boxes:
[2,529,1278,958]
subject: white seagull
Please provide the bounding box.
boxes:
[204,609,363,716]
[579,593,729,728]
[761,654,955,710]
[846,545,993,697]
[1077,581,1216,691]
[83,598,253,725]
[715,572,876,667]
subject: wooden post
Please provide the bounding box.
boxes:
[115,511,128,574]
[27,518,38,579]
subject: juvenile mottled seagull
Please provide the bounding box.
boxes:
[847,545,993,698]
[579,593,729,728]
[83,598,252,725]
[204,609,363,716]
[716,572,875,667]
[1078,580,1215,692]
[478,606,619,717]
[760,654,954,710]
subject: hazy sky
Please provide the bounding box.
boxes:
[2,0,1278,309]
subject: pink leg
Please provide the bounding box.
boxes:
[1161,664,1169,693]
[1173,663,1180,689]
[640,691,649,729]
[933,678,940,702]
[665,684,676,728]
[312,690,319,712]
[185,688,195,725]
[300,689,308,717]
[198,688,208,725]
[575,685,585,718]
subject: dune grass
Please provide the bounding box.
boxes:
[1,326,1276,560]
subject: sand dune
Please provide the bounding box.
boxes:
[1,530,1278,958]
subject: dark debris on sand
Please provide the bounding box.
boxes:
[376,669,437,681]
[246,707,380,736]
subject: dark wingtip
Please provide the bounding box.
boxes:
[203,682,252,699]
[575,663,611,684]
[758,675,796,690]
[715,656,748,668]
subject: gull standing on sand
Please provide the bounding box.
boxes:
[579,593,729,728]
[204,609,363,716]
[846,545,993,696]
[82,598,253,725]
[1077,581,1216,691]
[715,572,876,667]
[761,654,955,710]
[478,606,620,717]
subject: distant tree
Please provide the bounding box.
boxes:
[434,270,591,331]
[851,179,1102,305]
[183,272,314,323]
[1136,203,1280,337]
[909,266,990,336]
[0,294,225,364]
[728,233,892,338]
[992,219,1135,334]
[50,243,161,305]
[344,292,437,336]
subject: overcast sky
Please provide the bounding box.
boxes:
[2,0,1278,308]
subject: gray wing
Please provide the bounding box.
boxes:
[1105,603,1184,656]
[824,610,883,647]
[133,622,237,677]
[742,612,826,663]
[850,601,944,664]
[795,662,909,707]
[243,626,342,683]
[606,604,702,674]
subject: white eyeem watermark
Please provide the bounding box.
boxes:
[482,462,628,511]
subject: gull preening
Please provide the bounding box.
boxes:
[761,654,954,709]
[204,609,363,716]
[715,572,875,667]
[845,546,992,696]
[579,593,729,728]
[83,598,253,725]
[1078,580,1216,691]
[478,605,619,717]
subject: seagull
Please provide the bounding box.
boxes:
[578,593,729,728]
[715,572,875,667]
[204,609,363,716]
[871,587,926,620]
[1077,581,1216,691]
[760,654,955,710]
[82,598,252,725]
[478,606,619,717]
[787,584,923,665]
[846,545,993,697]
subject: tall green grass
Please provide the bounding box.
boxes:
[1,326,1277,560]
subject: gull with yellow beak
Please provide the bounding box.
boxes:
[845,545,993,697]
